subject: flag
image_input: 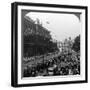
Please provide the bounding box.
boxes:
[46,21,50,24]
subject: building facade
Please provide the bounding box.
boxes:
[22,15,58,57]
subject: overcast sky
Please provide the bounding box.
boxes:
[26,12,80,42]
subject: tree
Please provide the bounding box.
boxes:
[72,35,80,52]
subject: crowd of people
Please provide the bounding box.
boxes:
[23,50,80,77]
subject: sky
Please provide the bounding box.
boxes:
[26,12,81,42]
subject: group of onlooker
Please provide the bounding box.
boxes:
[23,51,80,77]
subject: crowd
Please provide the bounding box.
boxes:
[23,50,80,77]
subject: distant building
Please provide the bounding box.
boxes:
[57,38,73,53]
[57,41,62,52]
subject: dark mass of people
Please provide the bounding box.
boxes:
[23,51,80,77]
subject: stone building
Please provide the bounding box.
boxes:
[22,15,58,57]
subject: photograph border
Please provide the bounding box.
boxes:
[11,2,88,87]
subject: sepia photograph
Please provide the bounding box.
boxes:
[11,2,88,87]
